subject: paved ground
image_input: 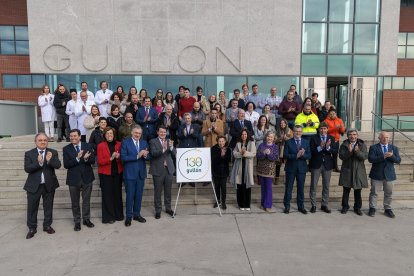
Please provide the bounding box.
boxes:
[1,202,414,276]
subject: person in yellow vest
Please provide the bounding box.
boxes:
[294,104,319,141]
[202,108,224,147]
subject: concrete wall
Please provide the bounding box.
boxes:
[27,0,302,75]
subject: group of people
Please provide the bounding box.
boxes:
[25,81,401,239]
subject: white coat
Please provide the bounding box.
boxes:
[75,100,94,135]
[65,99,78,130]
[95,89,113,117]
[38,93,56,122]
[77,90,95,101]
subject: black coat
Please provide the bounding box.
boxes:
[63,142,96,187]
[177,124,201,148]
[24,148,61,193]
[156,112,180,144]
[53,91,71,115]
[89,127,105,152]
[309,134,338,170]
[211,145,231,178]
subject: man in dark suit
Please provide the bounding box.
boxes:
[229,109,254,149]
[135,96,158,142]
[149,125,176,219]
[177,113,201,148]
[63,129,96,231]
[368,131,401,218]
[156,104,179,146]
[121,125,150,226]
[24,133,61,239]
[283,125,311,214]
[309,122,338,214]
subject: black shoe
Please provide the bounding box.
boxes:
[26,228,37,239]
[221,203,227,210]
[43,226,55,234]
[321,206,331,213]
[83,219,95,228]
[298,208,308,215]
[57,138,63,143]
[155,213,161,219]
[340,207,349,214]
[74,223,81,231]
[354,208,363,216]
[283,208,290,214]
[166,210,174,217]
[125,218,131,227]
[384,209,395,218]
[108,220,115,224]
[133,216,146,223]
[310,206,316,213]
[213,202,219,208]
[368,208,376,217]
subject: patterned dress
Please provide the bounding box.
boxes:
[256,143,279,178]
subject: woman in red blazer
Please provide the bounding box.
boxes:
[97,127,124,223]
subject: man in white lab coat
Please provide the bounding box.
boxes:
[94,80,113,117]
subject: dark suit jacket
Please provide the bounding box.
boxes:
[284,137,311,173]
[135,106,158,139]
[211,145,231,178]
[24,148,61,193]
[177,124,201,148]
[121,137,150,180]
[309,134,338,170]
[368,143,401,181]
[156,112,179,144]
[229,120,254,148]
[63,142,96,186]
[149,137,176,176]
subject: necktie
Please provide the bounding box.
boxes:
[240,120,244,128]
[145,108,149,116]
[322,136,326,142]
[383,145,387,154]
[39,150,44,160]
[296,139,301,150]
[75,145,80,153]
[135,141,139,151]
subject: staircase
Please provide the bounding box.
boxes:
[0,134,413,211]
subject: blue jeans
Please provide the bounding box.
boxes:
[284,172,306,209]
[124,178,145,218]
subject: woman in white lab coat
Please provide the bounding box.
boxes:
[65,89,78,130]
[38,85,56,141]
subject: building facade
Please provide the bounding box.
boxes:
[0,0,413,133]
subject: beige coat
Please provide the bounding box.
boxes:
[202,119,224,147]
[230,140,256,189]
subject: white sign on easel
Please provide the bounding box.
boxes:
[173,148,221,216]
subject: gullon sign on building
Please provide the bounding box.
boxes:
[27,0,302,75]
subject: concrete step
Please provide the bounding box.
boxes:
[1,189,411,211]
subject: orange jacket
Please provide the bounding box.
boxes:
[324,117,345,142]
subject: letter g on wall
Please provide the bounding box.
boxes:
[43,44,71,71]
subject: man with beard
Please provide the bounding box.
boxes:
[294,104,319,141]
[125,94,141,119]
[118,112,137,141]
[202,108,224,147]
[156,104,179,145]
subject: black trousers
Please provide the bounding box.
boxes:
[213,176,227,204]
[237,184,251,208]
[69,180,93,224]
[99,174,124,223]
[26,184,55,229]
[56,113,70,139]
[333,141,339,169]
[342,187,362,209]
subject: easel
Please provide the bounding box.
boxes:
[173,180,222,217]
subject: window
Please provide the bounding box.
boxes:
[329,0,354,22]
[301,55,326,75]
[302,23,327,53]
[0,26,29,55]
[328,23,353,53]
[303,0,328,21]
[355,0,380,22]
[2,74,46,88]
[398,33,414,59]
[327,55,352,75]
[401,0,414,7]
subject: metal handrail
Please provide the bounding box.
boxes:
[372,111,414,181]
[382,111,414,116]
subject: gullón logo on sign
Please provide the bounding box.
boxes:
[176,148,212,183]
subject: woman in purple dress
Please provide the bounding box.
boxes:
[256,131,279,212]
